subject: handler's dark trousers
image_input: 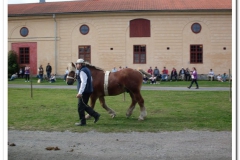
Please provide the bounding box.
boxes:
[78,93,99,124]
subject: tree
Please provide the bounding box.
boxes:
[8,50,19,76]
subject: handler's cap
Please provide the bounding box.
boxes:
[76,59,84,64]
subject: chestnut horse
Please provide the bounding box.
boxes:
[66,62,147,120]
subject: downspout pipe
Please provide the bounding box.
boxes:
[53,14,57,75]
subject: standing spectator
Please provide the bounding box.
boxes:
[64,67,69,81]
[153,66,160,80]
[170,67,178,81]
[185,68,191,81]
[75,58,100,126]
[38,64,44,82]
[111,67,117,72]
[25,65,30,82]
[161,66,168,81]
[207,69,215,81]
[187,67,199,89]
[18,68,22,78]
[9,72,18,81]
[179,67,185,81]
[147,67,153,75]
[46,63,52,79]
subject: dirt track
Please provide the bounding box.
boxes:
[8,130,231,160]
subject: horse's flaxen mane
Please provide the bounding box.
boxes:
[85,62,105,71]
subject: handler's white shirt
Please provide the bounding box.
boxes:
[78,71,93,95]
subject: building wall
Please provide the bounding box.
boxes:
[8,11,232,75]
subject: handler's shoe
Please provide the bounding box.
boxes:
[94,113,100,123]
[75,122,86,126]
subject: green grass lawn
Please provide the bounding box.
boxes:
[8,77,231,87]
[8,88,232,133]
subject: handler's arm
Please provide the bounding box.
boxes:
[78,71,88,95]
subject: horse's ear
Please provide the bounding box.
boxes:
[71,62,75,67]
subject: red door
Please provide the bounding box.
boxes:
[11,42,37,75]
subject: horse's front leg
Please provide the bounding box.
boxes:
[99,96,116,118]
[127,92,147,121]
[85,95,97,119]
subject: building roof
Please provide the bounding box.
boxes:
[8,0,232,16]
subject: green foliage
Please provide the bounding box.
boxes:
[8,50,19,75]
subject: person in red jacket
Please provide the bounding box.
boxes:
[161,67,168,81]
[147,67,153,75]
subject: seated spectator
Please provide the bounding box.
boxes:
[118,66,122,71]
[208,69,215,81]
[9,72,18,81]
[142,74,148,84]
[221,73,228,82]
[217,74,223,82]
[147,67,153,75]
[50,74,56,83]
[153,66,160,80]
[185,68,191,81]
[149,75,157,84]
[111,67,117,72]
[170,67,178,81]
[161,67,168,81]
[179,67,185,81]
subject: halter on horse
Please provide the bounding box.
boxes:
[66,62,147,120]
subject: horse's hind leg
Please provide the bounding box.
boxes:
[136,93,147,120]
[128,92,147,120]
[126,92,137,118]
[99,96,116,118]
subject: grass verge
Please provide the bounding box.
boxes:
[8,77,231,87]
[8,88,231,133]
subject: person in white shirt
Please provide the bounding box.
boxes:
[217,74,222,82]
[207,69,215,81]
[149,75,157,84]
[9,72,18,81]
[75,58,100,126]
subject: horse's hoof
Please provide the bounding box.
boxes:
[85,114,91,119]
[138,117,144,121]
[126,113,131,118]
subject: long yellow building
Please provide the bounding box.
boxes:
[8,0,232,75]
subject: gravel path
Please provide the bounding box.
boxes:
[8,130,231,160]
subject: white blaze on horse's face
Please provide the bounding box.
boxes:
[66,63,76,85]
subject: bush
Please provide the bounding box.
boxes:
[8,50,19,75]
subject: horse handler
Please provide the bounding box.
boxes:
[75,59,100,126]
